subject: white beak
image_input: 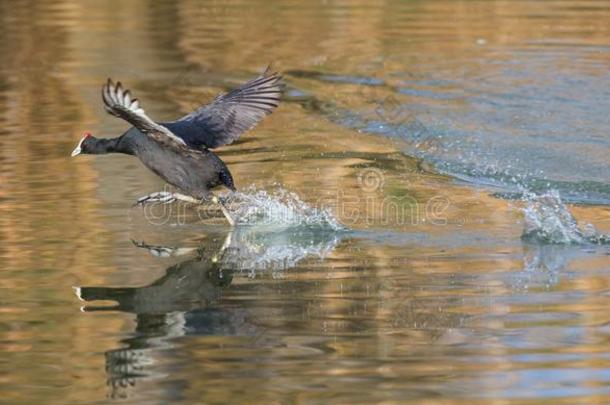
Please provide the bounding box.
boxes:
[71,137,85,157]
[72,286,84,301]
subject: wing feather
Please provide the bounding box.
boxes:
[102,79,187,147]
[164,67,284,149]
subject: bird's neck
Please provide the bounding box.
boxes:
[89,136,134,155]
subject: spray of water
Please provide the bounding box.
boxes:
[223,186,344,231]
[521,190,608,244]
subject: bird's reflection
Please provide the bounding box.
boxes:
[76,227,342,398]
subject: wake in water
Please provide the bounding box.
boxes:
[521,190,609,244]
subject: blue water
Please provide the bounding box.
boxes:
[294,45,610,205]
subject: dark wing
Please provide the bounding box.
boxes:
[164,67,284,149]
[102,78,187,147]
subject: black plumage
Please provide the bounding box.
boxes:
[164,71,283,149]
[72,68,283,202]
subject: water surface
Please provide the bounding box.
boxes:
[1,0,610,403]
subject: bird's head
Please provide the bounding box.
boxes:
[71,132,96,157]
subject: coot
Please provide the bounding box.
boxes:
[71,67,284,225]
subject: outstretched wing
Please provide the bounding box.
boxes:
[102,79,187,147]
[164,67,284,149]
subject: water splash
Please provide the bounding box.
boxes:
[223,186,344,231]
[224,227,342,275]
[521,190,609,244]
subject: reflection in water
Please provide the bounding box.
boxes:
[76,228,341,398]
[73,224,610,400]
[513,243,571,291]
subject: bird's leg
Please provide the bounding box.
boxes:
[169,193,201,204]
[134,191,201,207]
[212,195,235,226]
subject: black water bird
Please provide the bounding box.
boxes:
[71,67,284,224]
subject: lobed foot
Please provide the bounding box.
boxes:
[134,191,200,207]
[134,191,235,226]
